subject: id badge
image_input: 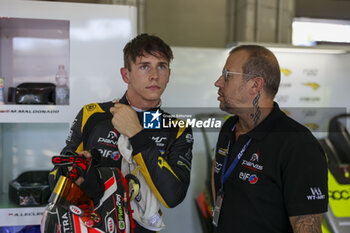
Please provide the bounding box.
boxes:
[212,191,224,227]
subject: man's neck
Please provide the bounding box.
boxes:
[126,92,160,111]
[234,102,274,140]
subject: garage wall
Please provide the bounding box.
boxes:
[295,0,350,20]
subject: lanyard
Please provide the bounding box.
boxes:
[220,124,252,190]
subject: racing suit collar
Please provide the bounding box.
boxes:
[119,92,162,112]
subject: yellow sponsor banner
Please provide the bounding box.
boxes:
[328,170,350,217]
[304,123,319,131]
[302,82,320,90]
[281,68,292,76]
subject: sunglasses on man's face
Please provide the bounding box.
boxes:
[222,68,257,81]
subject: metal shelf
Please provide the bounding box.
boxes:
[0,105,73,123]
[0,193,45,227]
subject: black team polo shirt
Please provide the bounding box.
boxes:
[213,103,328,233]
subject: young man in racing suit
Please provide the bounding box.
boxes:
[48,34,193,233]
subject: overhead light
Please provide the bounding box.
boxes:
[269,47,349,54]
[231,42,349,54]
[292,17,350,47]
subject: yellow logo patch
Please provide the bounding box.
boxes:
[86,104,97,111]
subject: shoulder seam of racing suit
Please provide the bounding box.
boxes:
[75,103,106,153]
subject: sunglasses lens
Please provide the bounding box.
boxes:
[222,69,226,81]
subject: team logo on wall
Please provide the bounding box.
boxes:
[303,69,318,76]
[304,123,319,131]
[279,83,292,89]
[281,68,292,76]
[302,82,320,90]
[144,110,161,129]
[275,95,289,103]
[299,96,320,102]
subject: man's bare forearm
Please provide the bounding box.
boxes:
[289,214,323,233]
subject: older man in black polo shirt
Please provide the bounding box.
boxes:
[212,45,328,233]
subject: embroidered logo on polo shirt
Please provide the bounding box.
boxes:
[250,152,259,162]
[242,151,263,172]
[249,174,258,184]
[239,172,259,184]
[218,147,227,156]
[307,187,326,200]
[215,162,222,174]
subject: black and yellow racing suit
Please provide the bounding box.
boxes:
[49,94,193,232]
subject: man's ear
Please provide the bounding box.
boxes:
[249,76,265,95]
[120,67,129,84]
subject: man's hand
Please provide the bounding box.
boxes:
[110,103,143,137]
[67,151,92,185]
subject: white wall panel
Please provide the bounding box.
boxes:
[0,0,137,122]
[164,46,350,233]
